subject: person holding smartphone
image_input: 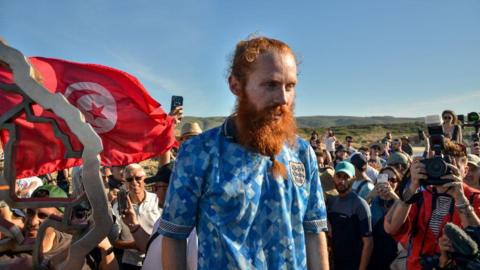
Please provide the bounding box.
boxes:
[368,167,402,269]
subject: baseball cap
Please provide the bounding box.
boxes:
[335,161,355,178]
[31,184,68,199]
[387,152,409,166]
[350,153,367,171]
[145,162,174,185]
[31,184,68,212]
[467,154,480,168]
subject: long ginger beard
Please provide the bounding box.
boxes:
[234,93,297,179]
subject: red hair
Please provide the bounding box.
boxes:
[229,36,297,89]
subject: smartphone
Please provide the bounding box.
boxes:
[170,95,183,112]
[377,173,388,185]
[117,189,128,213]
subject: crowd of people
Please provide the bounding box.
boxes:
[1,36,480,270]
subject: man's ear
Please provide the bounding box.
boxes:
[228,75,241,96]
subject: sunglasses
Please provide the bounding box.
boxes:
[126,175,144,183]
[443,116,452,120]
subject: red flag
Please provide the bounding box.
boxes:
[0,57,176,178]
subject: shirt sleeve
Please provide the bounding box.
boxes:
[157,139,207,239]
[303,144,328,233]
[356,197,373,237]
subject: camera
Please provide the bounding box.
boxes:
[420,115,453,186]
[420,156,452,186]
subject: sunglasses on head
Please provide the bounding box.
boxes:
[126,175,144,183]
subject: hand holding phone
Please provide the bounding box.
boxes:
[377,173,389,185]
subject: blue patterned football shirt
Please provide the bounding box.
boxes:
[158,118,328,269]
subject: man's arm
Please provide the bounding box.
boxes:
[385,161,425,234]
[305,232,329,270]
[162,236,187,270]
[112,239,137,250]
[384,199,411,235]
[358,236,373,270]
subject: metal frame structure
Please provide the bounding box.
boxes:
[0,42,112,269]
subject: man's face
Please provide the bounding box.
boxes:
[333,172,352,194]
[25,207,60,239]
[370,147,380,157]
[346,138,353,146]
[454,156,468,179]
[392,140,402,151]
[336,151,348,161]
[111,166,125,182]
[232,51,298,159]
[359,150,370,160]
[126,168,146,197]
[242,52,297,115]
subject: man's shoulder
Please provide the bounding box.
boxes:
[289,136,313,155]
[348,191,369,207]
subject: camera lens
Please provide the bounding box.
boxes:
[426,157,447,178]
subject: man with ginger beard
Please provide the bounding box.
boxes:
[159,36,329,270]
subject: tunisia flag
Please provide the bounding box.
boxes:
[0,57,176,178]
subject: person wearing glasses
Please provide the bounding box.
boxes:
[368,167,402,269]
[442,110,463,143]
[112,163,161,270]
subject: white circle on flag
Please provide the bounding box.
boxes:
[64,82,117,134]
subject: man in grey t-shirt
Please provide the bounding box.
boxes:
[327,161,373,270]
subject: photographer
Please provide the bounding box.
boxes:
[384,140,480,270]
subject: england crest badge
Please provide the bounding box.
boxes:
[289,161,306,186]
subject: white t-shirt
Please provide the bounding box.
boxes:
[113,191,161,266]
[142,219,198,270]
[325,137,336,152]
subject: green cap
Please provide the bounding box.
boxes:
[334,161,355,178]
[31,184,68,199]
[31,185,68,212]
[387,152,409,166]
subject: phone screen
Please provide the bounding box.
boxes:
[117,189,128,213]
[377,173,388,184]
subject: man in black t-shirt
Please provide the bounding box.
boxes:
[327,161,373,270]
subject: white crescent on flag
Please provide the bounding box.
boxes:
[64,82,117,134]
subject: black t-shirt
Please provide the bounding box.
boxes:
[327,192,372,270]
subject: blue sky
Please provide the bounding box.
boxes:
[2,0,479,117]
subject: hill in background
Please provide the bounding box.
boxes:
[181,115,426,146]
[182,115,423,130]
